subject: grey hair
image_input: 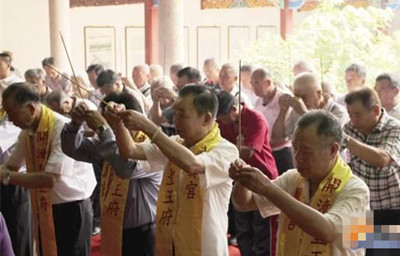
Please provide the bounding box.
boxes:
[133,64,150,74]
[376,73,400,89]
[46,90,68,108]
[345,63,366,79]
[203,58,220,69]
[221,63,239,77]
[253,67,272,80]
[24,68,45,81]
[296,110,343,145]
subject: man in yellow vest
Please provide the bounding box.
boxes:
[0,83,96,256]
[230,110,369,256]
[112,84,239,256]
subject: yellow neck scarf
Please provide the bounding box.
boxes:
[100,131,148,256]
[156,123,222,256]
[24,105,57,256]
[278,157,352,256]
[0,109,5,121]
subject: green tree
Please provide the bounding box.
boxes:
[236,0,400,92]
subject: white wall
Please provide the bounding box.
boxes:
[0,0,4,50]
[1,0,50,73]
[70,4,145,77]
[0,0,399,77]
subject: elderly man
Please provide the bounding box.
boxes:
[374,73,400,120]
[217,91,278,256]
[337,63,367,106]
[97,69,151,113]
[0,52,23,87]
[149,67,201,131]
[169,63,183,87]
[219,63,253,107]
[149,64,163,84]
[24,68,52,104]
[273,72,348,144]
[41,57,73,94]
[61,92,162,255]
[0,115,32,256]
[230,110,369,256]
[132,64,151,98]
[203,58,220,91]
[343,87,400,255]
[292,60,314,76]
[252,68,294,174]
[86,64,104,107]
[112,85,239,256]
[240,65,258,106]
[0,83,96,256]
[46,90,97,116]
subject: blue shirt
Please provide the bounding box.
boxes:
[61,123,162,229]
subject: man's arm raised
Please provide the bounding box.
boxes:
[104,102,147,160]
[120,109,206,174]
[231,162,338,243]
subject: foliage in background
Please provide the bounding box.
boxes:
[235,0,400,92]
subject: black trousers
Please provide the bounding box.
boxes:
[272,147,294,175]
[91,162,102,229]
[0,184,33,256]
[366,209,400,256]
[122,223,156,256]
[235,210,271,256]
[52,198,93,256]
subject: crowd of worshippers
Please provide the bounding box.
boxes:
[0,49,400,256]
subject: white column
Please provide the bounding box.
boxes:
[48,0,71,71]
[0,0,4,50]
[158,0,184,70]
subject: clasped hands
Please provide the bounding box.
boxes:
[279,94,308,115]
[71,102,152,132]
[229,159,272,196]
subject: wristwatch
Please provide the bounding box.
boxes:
[96,124,108,135]
[2,171,11,186]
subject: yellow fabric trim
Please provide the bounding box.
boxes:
[156,123,222,256]
[100,131,148,256]
[25,105,57,256]
[278,157,352,256]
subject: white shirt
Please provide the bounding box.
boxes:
[0,74,24,100]
[388,101,400,120]
[7,111,96,204]
[74,97,98,111]
[141,135,239,256]
[0,118,21,166]
[242,87,259,106]
[254,169,369,256]
[254,87,292,151]
[88,88,103,107]
[230,86,253,108]
[0,73,23,86]
[124,86,152,114]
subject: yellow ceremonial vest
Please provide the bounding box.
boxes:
[0,109,5,121]
[277,157,352,256]
[100,131,148,256]
[24,105,57,256]
[156,123,222,256]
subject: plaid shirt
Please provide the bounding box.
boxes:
[344,109,400,210]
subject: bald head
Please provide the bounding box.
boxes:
[293,72,323,109]
[293,60,314,76]
[293,72,321,92]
